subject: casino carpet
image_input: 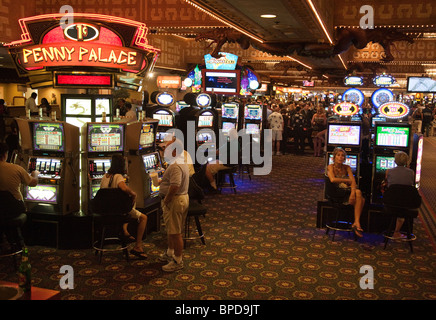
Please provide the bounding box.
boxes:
[1,150,436,301]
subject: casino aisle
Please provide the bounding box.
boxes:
[1,152,435,300]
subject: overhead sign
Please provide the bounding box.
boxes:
[373,74,396,87]
[157,76,181,89]
[344,76,364,86]
[204,52,238,70]
[333,102,359,117]
[378,102,410,119]
[6,13,160,77]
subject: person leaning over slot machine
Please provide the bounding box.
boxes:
[100,154,148,259]
[384,151,415,239]
[326,147,365,238]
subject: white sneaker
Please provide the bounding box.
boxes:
[276,151,283,155]
[158,252,173,262]
[162,259,184,272]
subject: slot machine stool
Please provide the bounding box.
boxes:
[217,167,238,194]
[324,177,357,242]
[184,176,207,248]
[0,191,27,271]
[91,189,136,263]
[382,185,421,253]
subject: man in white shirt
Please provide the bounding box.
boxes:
[124,102,137,122]
[267,104,284,155]
[25,92,38,115]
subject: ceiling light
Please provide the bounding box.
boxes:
[261,14,277,19]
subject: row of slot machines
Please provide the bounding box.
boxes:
[324,119,423,205]
[15,118,167,215]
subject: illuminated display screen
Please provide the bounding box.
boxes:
[246,123,260,135]
[372,116,386,127]
[176,101,189,112]
[375,125,410,148]
[327,124,361,146]
[157,92,174,106]
[197,132,213,143]
[153,112,173,127]
[375,156,397,171]
[88,123,124,153]
[28,158,62,177]
[222,104,238,119]
[245,105,262,121]
[142,152,160,170]
[222,122,236,133]
[33,122,64,152]
[65,98,92,115]
[156,132,173,143]
[89,159,111,176]
[55,73,113,88]
[198,112,214,127]
[203,70,240,94]
[139,123,155,150]
[25,185,58,203]
[328,154,358,173]
[91,185,101,199]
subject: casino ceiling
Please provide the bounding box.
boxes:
[1,0,436,90]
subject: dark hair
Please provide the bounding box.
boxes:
[124,102,132,110]
[31,92,37,98]
[41,98,49,105]
[0,99,5,105]
[107,154,125,175]
[0,142,9,156]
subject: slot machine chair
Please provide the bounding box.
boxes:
[382,185,421,253]
[217,166,238,194]
[91,189,137,263]
[0,191,27,270]
[324,177,357,241]
[184,176,207,248]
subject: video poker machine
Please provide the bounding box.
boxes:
[81,122,126,214]
[325,122,362,188]
[19,119,80,215]
[370,122,412,204]
[221,102,241,135]
[125,119,165,208]
[149,92,179,144]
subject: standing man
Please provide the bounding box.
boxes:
[422,104,433,137]
[267,104,284,155]
[155,138,190,272]
[25,92,38,116]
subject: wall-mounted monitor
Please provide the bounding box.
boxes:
[407,76,436,93]
[327,123,361,147]
[32,122,65,154]
[375,124,410,148]
[87,123,124,153]
[202,69,240,95]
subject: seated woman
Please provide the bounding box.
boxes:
[100,154,148,259]
[385,151,415,239]
[326,147,365,237]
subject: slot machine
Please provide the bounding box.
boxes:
[21,120,80,215]
[243,104,264,141]
[149,92,179,144]
[81,122,126,214]
[325,122,362,188]
[221,102,241,135]
[370,122,412,204]
[125,119,165,209]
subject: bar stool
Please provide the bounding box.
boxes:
[382,184,421,253]
[217,167,237,194]
[184,201,207,248]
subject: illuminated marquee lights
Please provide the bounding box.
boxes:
[343,88,365,106]
[378,102,410,119]
[333,102,359,117]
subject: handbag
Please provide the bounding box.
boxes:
[91,175,134,215]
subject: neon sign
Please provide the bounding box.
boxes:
[373,74,396,87]
[333,102,359,117]
[204,52,238,70]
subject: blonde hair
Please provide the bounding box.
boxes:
[333,147,346,159]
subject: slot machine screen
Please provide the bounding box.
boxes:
[32,122,64,153]
[139,123,155,151]
[375,124,410,148]
[202,70,240,95]
[246,123,260,135]
[87,123,124,153]
[176,101,189,112]
[328,154,358,174]
[375,155,397,172]
[153,111,173,127]
[25,185,58,203]
[222,122,236,133]
[156,132,173,143]
[222,104,238,119]
[142,152,160,171]
[245,105,262,121]
[372,116,386,127]
[198,112,214,127]
[327,123,361,147]
[197,132,213,143]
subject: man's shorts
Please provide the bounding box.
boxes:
[271,129,283,141]
[162,194,189,234]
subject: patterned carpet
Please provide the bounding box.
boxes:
[1,150,436,302]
